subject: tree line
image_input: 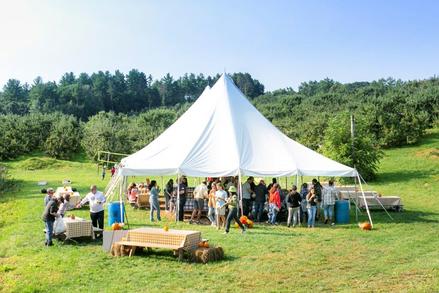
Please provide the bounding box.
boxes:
[0,71,438,180]
[0,70,264,120]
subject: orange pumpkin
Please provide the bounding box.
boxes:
[240,216,248,225]
[112,222,121,230]
[360,222,372,230]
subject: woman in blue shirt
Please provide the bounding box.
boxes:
[149,180,161,222]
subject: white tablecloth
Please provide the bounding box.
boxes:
[358,196,403,209]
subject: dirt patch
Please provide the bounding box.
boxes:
[415,148,439,160]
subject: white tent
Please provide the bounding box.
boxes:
[115,73,374,225]
[120,74,357,178]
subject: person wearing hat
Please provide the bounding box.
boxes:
[224,185,246,234]
[253,179,268,222]
[77,185,106,235]
[44,188,55,206]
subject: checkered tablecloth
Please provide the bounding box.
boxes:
[183,198,208,212]
[63,217,94,240]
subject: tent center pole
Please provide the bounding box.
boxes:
[238,172,243,217]
[176,174,180,222]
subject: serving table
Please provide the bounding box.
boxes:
[116,227,201,259]
[62,216,95,242]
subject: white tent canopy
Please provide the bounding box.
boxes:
[119,74,357,178]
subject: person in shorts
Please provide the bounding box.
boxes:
[190,181,208,224]
[215,183,228,230]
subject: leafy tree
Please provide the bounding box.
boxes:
[133,108,177,150]
[0,79,29,114]
[29,79,59,113]
[231,72,264,99]
[44,116,82,159]
[321,112,383,180]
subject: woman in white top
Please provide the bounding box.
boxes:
[215,183,227,230]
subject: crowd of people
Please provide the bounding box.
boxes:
[125,176,341,231]
[42,176,341,245]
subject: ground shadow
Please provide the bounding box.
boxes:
[363,209,439,224]
[375,169,435,184]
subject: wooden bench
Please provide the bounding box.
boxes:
[116,240,185,259]
[117,227,201,260]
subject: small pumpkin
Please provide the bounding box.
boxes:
[70,214,75,220]
[112,222,121,230]
[163,224,169,232]
[247,220,254,228]
[240,216,248,225]
[360,222,372,230]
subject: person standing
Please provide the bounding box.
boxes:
[312,179,323,221]
[224,186,246,234]
[101,165,106,180]
[77,185,106,235]
[253,179,268,222]
[268,183,281,225]
[190,181,208,224]
[177,177,187,221]
[164,179,174,211]
[44,188,55,206]
[241,177,254,216]
[110,165,116,177]
[306,187,318,228]
[42,197,59,246]
[215,183,227,230]
[149,180,161,222]
[207,184,217,226]
[300,183,309,225]
[286,185,302,227]
[322,180,339,225]
[57,194,70,218]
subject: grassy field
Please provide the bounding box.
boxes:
[0,129,438,292]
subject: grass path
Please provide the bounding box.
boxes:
[0,130,438,292]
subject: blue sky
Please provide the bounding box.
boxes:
[1,0,438,90]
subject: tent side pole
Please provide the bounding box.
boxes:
[354,175,358,222]
[357,174,373,227]
[176,174,180,222]
[238,172,243,217]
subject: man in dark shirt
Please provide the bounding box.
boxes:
[177,178,187,221]
[253,179,268,222]
[286,185,302,227]
[42,198,59,246]
[312,178,323,220]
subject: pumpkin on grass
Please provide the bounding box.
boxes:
[239,216,248,225]
[359,222,372,230]
[112,222,122,230]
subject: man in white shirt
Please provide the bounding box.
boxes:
[77,185,106,234]
[190,181,208,224]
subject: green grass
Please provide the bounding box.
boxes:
[1,130,439,292]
